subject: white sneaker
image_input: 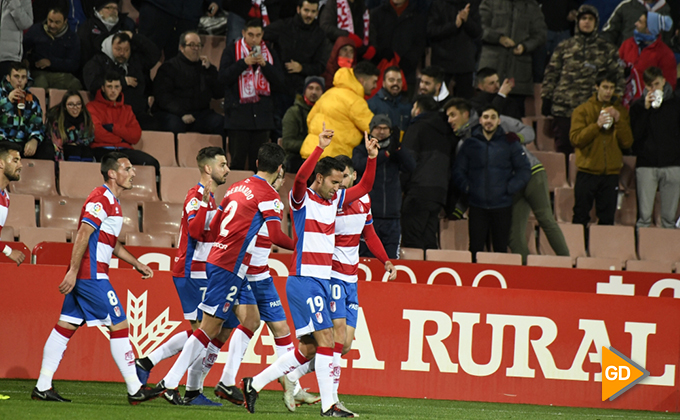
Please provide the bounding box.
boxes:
[278,376,296,412]
[294,388,321,406]
[336,401,359,417]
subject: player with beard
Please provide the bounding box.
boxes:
[0,143,25,265]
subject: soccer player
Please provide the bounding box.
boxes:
[240,125,380,417]
[134,147,229,406]
[31,152,155,404]
[214,169,320,411]
[138,143,294,405]
[0,143,25,265]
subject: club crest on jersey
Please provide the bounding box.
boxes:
[187,197,200,212]
[273,198,284,213]
[223,301,231,313]
[114,306,121,317]
[330,301,336,313]
[315,312,323,323]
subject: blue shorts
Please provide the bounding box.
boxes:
[329,279,359,329]
[60,278,126,327]
[173,276,209,321]
[249,277,287,323]
[286,275,333,338]
[199,263,255,322]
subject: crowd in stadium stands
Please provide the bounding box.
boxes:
[3,0,680,265]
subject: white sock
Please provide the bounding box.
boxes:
[286,358,313,382]
[332,343,342,402]
[186,338,224,391]
[148,329,191,366]
[252,349,307,392]
[219,325,253,386]
[163,329,210,389]
[186,347,207,392]
[110,330,142,395]
[274,333,295,358]
[316,348,335,412]
[36,326,73,391]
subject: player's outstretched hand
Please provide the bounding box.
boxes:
[385,261,397,281]
[135,263,154,279]
[8,249,25,266]
[202,178,213,203]
[59,271,77,295]
[318,122,334,149]
[365,131,379,159]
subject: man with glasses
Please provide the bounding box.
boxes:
[77,0,136,67]
[152,31,225,136]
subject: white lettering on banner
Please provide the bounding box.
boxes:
[137,253,172,271]
[427,268,462,286]
[596,275,635,296]
[471,270,507,288]
[648,279,680,298]
[388,265,417,283]
[267,258,289,277]
[110,258,119,269]
[348,307,385,370]
[401,310,675,386]
[359,263,372,281]
[401,310,458,373]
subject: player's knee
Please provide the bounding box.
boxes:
[298,340,317,359]
[268,321,290,337]
[342,342,352,356]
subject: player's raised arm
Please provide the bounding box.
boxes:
[59,222,96,294]
[293,122,334,204]
[113,241,153,279]
[345,132,378,203]
[187,178,213,239]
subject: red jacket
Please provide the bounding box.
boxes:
[86,89,141,149]
[619,36,677,102]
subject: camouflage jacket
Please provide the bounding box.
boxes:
[0,78,45,143]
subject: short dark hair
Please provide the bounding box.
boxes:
[315,156,345,177]
[48,7,67,19]
[179,30,200,49]
[104,70,122,84]
[100,152,128,181]
[0,142,21,160]
[245,18,264,30]
[475,67,498,86]
[298,0,320,7]
[443,97,472,114]
[354,61,379,78]
[643,66,664,86]
[595,72,618,87]
[383,66,401,77]
[196,146,226,168]
[334,155,354,172]
[413,94,439,113]
[7,61,28,76]
[479,104,500,117]
[420,66,444,84]
[257,143,285,173]
[112,32,131,45]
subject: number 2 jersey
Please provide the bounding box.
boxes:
[207,175,285,278]
[172,183,218,279]
[77,185,123,280]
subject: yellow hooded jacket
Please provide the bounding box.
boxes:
[299,68,374,159]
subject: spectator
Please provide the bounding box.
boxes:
[369,0,427,91]
[583,0,619,30]
[152,31,224,136]
[418,65,450,104]
[264,0,328,98]
[319,0,374,60]
[136,0,221,60]
[78,0,136,67]
[366,66,411,132]
[300,61,378,159]
[619,11,676,105]
[602,0,672,48]
[542,5,623,157]
[453,104,531,261]
[569,73,634,229]
[322,36,356,89]
[353,114,415,259]
[47,90,95,161]
[86,70,159,172]
[427,0,482,100]
[630,66,680,228]
[219,18,286,171]
[401,95,455,251]
[534,0,579,79]
[471,67,522,120]
[223,0,278,47]
[479,0,546,114]
[282,76,325,173]
[83,31,161,130]
[23,7,82,91]
[0,0,33,77]
[0,62,52,160]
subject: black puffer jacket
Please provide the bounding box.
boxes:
[77,14,136,67]
[402,111,456,204]
[427,0,482,74]
[152,53,224,116]
[630,86,680,168]
[453,125,531,209]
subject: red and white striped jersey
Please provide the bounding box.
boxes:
[0,189,9,236]
[172,183,218,279]
[290,187,346,280]
[77,185,123,280]
[207,175,285,278]
[245,222,274,281]
[332,194,372,283]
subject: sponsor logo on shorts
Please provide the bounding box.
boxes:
[223,301,231,313]
[114,306,121,317]
[269,300,281,307]
[348,303,359,311]
[315,312,323,323]
[330,301,336,313]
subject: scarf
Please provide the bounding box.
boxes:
[236,38,273,104]
[337,0,369,46]
[633,29,657,47]
[101,34,128,73]
[43,22,69,40]
[94,10,119,32]
[638,0,667,13]
[248,0,270,26]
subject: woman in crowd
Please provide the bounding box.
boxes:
[47,90,95,161]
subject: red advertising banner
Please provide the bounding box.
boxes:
[1,263,679,412]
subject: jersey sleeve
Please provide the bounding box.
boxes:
[82,195,109,229]
[258,191,285,222]
[185,189,210,239]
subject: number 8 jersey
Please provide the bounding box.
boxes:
[207,175,284,278]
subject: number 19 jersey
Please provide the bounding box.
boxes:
[207,175,284,278]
